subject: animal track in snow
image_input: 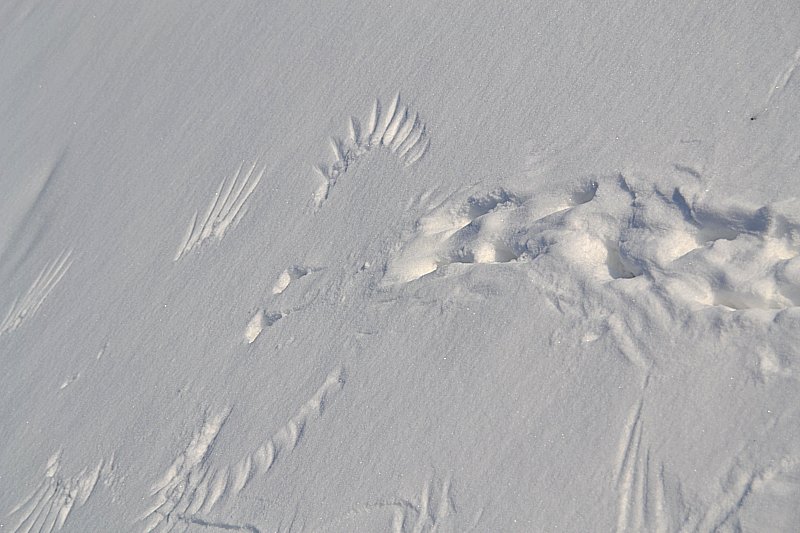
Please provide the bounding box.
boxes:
[271,266,312,295]
[141,366,345,532]
[5,451,107,533]
[244,266,317,343]
[244,309,286,344]
[387,176,800,311]
[313,93,430,207]
[174,160,265,261]
[1,249,73,337]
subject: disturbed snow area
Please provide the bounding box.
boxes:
[1,2,800,532]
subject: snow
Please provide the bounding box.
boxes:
[1,2,799,532]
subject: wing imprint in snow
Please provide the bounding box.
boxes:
[613,400,669,532]
[313,93,430,207]
[5,451,106,533]
[752,45,800,119]
[140,409,230,532]
[690,455,800,532]
[0,249,73,337]
[174,160,265,261]
[140,367,345,531]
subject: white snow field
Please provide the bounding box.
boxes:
[1,2,800,532]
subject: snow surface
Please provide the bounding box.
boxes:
[1,2,800,532]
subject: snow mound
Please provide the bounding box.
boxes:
[387,175,800,311]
